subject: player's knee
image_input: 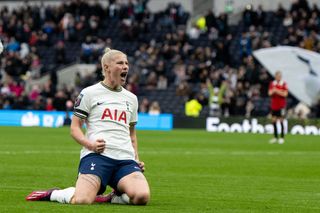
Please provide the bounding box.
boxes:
[131,191,150,205]
[72,195,95,205]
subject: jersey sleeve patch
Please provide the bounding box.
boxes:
[74,92,90,118]
[74,94,83,107]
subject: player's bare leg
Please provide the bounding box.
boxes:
[26,174,100,204]
[103,172,150,205]
[70,174,101,204]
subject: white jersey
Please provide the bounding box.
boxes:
[74,82,138,160]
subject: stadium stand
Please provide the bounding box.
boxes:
[0,0,319,118]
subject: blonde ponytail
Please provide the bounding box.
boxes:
[104,47,112,54]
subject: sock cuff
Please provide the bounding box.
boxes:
[50,187,75,204]
[111,193,130,204]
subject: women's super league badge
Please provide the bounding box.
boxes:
[75,94,83,107]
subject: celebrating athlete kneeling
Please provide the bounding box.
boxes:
[26,48,150,205]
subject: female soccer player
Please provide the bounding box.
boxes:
[26,48,150,205]
[268,71,288,144]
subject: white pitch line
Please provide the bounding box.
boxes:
[141,150,320,156]
[0,150,319,156]
[0,150,79,155]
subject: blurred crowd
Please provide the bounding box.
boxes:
[182,0,320,118]
[0,0,153,112]
[0,0,319,118]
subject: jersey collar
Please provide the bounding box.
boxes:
[100,82,122,92]
[273,80,284,86]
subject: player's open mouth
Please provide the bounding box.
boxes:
[120,72,128,78]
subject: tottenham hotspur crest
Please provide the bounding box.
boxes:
[126,101,130,111]
[90,163,96,171]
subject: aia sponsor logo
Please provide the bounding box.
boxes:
[101,108,127,124]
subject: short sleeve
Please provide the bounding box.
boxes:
[73,90,91,119]
[130,96,138,125]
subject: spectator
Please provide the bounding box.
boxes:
[63,111,72,126]
[242,4,255,27]
[20,43,30,58]
[255,5,265,27]
[239,32,252,59]
[2,99,12,110]
[293,102,310,119]
[126,74,139,95]
[145,71,157,90]
[45,97,55,111]
[29,85,41,102]
[139,97,149,113]
[148,101,161,115]
[0,82,11,96]
[7,37,20,52]
[53,90,67,111]
[54,40,66,64]
[157,75,168,90]
[185,94,202,117]
[205,10,216,30]
[219,80,234,117]
[65,100,74,112]
[81,36,93,63]
[207,79,220,117]
[276,3,286,19]
[176,80,190,97]
[9,81,24,97]
[188,24,200,39]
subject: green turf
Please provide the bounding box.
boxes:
[0,127,320,212]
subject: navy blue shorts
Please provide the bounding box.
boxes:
[78,153,142,195]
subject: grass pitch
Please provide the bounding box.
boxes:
[0,127,320,212]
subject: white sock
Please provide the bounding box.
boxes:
[111,193,130,205]
[50,187,75,204]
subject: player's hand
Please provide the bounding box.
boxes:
[90,139,106,153]
[138,161,145,172]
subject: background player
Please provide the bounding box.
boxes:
[26,48,150,205]
[268,71,288,144]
